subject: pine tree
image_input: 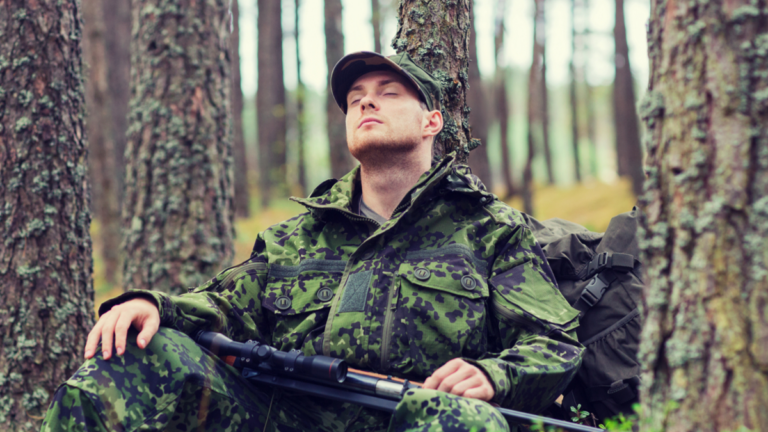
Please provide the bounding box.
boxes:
[121,0,235,294]
[639,0,768,429]
[393,0,473,161]
[0,1,95,429]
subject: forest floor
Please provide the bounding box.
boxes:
[91,178,637,314]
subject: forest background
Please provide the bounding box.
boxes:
[86,0,648,308]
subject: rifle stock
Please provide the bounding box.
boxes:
[196,331,601,432]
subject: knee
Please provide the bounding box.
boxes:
[391,389,509,432]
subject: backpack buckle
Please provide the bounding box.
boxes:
[584,252,635,280]
[580,275,610,308]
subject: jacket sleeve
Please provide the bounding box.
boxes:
[98,234,271,343]
[465,224,583,414]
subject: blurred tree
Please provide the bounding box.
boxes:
[122,0,235,294]
[613,0,643,196]
[495,0,515,198]
[537,0,554,185]
[83,0,121,283]
[639,0,768,430]
[326,0,354,178]
[372,0,382,53]
[582,0,599,179]
[103,0,131,202]
[569,0,582,182]
[0,1,95,429]
[467,2,492,188]
[258,0,288,205]
[231,0,250,217]
[295,0,307,194]
[393,0,473,162]
[523,0,548,213]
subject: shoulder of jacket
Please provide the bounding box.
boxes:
[482,199,530,231]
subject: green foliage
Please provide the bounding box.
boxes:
[570,404,591,423]
[599,412,636,431]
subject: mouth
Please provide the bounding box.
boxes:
[358,118,382,128]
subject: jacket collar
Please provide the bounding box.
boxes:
[291,151,491,218]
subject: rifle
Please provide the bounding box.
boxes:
[196,331,602,432]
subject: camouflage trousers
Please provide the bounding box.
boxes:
[41,327,510,432]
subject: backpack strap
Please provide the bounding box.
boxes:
[572,252,635,315]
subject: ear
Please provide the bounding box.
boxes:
[422,109,443,140]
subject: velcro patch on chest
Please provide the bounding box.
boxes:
[338,270,373,313]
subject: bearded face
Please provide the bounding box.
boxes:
[345,71,429,166]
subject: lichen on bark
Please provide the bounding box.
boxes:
[639,0,768,430]
[394,0,473,162]
[122,0,235,294]
[0,0,95,429]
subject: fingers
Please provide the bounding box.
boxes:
[113,313,134,356]
[436,364,474,394]
[463,385,494,402]
[84,318,105,359]
[423,358,463,390]
[136,315,160,349]
[99,310,119,360]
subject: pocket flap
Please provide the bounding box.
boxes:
[400,259,488,299]
[264,269,341,315]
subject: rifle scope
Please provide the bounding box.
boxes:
[196,331,348,384]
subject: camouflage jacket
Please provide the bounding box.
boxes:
[100,153,584,414]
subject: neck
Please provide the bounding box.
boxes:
[358,149,432,220]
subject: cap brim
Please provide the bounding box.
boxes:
[330,51,427,114]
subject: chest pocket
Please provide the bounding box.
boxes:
[263,261,345,353]
[387,256,490,377]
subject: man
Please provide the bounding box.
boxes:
[42,52,582,431]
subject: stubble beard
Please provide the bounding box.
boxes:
[348,130,422,170]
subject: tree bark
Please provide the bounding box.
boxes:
[295,0,307,194]
[613,0,643,196]
[495,0,515,198]
[257,0,287,205]
[103,0,131,204]
[638,0,768,430]
[0,1,95,429]
[231,0,250,217]
[394,0,473,162]
[569,0,582,183]
[467,3,492,188]
[122,0,235,294]
[325,0,353,178]
[83,0,122,284]
[372,0,382,53]
[523,27,538,216]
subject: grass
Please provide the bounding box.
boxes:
[92,179,636,314]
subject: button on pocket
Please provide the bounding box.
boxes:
[414,268,431,281]
[275,296,292,310]
[461,275,477,291]
[316,287,334,302]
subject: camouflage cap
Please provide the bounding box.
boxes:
[330,51,442,114]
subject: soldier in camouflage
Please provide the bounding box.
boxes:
[42,51,583,432]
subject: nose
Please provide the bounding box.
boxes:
[358,93,377,112]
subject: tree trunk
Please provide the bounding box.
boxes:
[257,0,287,205]
[613,0,643,196]
[569,0,582,183]
[467,2,492,188]
[638,0,768,430]
[582,0,599,179]
[394,0,473,162]
[295,0,307,194]
[325,0,352,178]
[103,0,131,204]
[536,0,554,185]
[231,0,250,217]
[523,33,537,216]
[372,0,382,53]
[0,1,95,429]
[122,0,235,294]
[495,0,515,198]
[83,0,122,284]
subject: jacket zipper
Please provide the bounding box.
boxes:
[380,275,400,371]
[220,262,268,289]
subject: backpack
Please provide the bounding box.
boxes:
[522,208,643,423]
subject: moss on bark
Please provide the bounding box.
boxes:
[639,0,768,430]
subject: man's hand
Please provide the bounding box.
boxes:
[84,298,160,360]
[422,358,495,402]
